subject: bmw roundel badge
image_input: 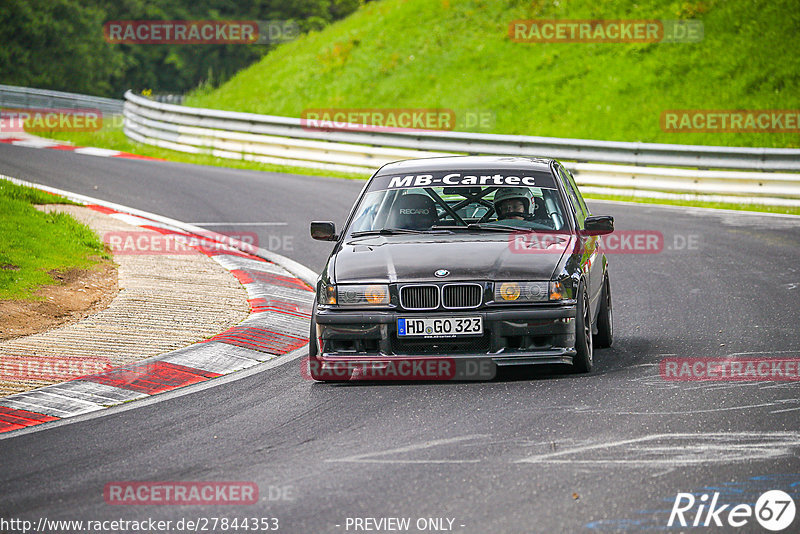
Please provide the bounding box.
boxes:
[434,269,449,278]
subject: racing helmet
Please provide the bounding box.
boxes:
[493,187,534,218]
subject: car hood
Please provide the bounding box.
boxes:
[333,234,571,283]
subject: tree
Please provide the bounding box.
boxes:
[0,0,366,97]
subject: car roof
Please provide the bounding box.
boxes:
[374,156,556,176]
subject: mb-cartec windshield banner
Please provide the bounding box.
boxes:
[371,171,557,190]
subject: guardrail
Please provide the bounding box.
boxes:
[0,84,124,117]
[122,90,800,206]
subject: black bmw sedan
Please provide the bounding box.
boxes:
[309,156,614,381]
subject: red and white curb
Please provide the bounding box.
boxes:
[0,137,162,161]
[0,177,315,435]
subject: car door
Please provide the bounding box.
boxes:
[558,165,602,309]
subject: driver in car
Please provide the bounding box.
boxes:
[493,187,535,221]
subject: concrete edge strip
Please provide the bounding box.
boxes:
[0,137,163,161]
[0,176,316,436]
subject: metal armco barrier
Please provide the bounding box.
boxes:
[1,84,124,117]
[119,90,796,205]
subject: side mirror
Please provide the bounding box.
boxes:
[583,215,614,236]
[311,221,338,241]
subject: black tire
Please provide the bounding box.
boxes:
[571,283,593,374]
[308,312,318,359]
[307,305,351,382]
[307,311,323,379]
[594,275,613,349]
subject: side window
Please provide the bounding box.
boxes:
[565,169,590,217]
[558,166,586,226]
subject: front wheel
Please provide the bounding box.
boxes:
[571,284,593,374]
[594,275,613,349]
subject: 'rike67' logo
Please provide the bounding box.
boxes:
[669,490,796,530]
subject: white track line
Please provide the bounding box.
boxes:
[586,197,800,219]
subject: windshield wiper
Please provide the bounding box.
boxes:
[349,228,451,238]
[430,223,527,233]
[466,223,529,232]
[433,223,553,233]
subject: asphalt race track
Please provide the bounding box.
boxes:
[1,143,799,532]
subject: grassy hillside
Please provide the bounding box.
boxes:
[186,0,800,148]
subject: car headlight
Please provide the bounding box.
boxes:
[320,283,337,305]
[494,281,573,302]
[495,282,548,302]
[326,284,390,306]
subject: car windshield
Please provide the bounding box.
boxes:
[347,184,568,236]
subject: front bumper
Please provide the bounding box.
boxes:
[314,305,577,366]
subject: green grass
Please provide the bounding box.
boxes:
[582,191,800,215]
[186,0,800,148]
[0,179,78,206]
[0,180,110,300]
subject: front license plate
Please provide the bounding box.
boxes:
[397,317,483,337]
